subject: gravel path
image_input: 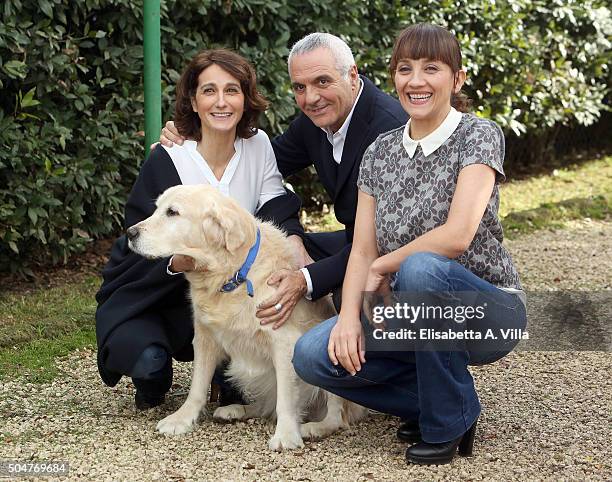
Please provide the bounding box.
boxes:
[505,219,611,290]
[1,221,611,481]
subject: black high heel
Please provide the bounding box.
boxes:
[405,419,478,465]
[457,419,477,456]
[396,420,422,443]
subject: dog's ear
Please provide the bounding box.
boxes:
[201,205,245,253]
[218,206,246,253]
[201,211,226,249]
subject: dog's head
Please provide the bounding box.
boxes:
[127,185,255,270]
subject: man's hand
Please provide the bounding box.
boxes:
[287,235,314,269]
[169,254,196,273]
[328,315,366,376]
[159,121,185,148]
[256,269,307,329]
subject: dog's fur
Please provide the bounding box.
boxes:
[128,185,366,450]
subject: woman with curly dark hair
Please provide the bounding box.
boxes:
[96,49,302,410]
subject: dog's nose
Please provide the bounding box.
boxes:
[126,226,140,242]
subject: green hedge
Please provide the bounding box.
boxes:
[1,0,610,273]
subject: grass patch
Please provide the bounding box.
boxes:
[0,327,95,383]
[0,275,98,348]
[0,275,98,383]
[500,157,611,217]
[301,207,343,233]
[503,194,609,237]
[500,157,611,236]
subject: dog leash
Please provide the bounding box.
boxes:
[219,227,260,297]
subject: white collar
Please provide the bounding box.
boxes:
[402,107,463,158]
[321,78,364,142]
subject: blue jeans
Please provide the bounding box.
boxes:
[292,252,527,443]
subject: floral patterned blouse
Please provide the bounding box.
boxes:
[357,112,522,289]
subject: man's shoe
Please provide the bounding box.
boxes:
[405,419,477,465]
[134,390,165,410]
[396,420,422,443]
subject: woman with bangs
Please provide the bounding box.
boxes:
[292,24,526,465]
[96,49,302,411]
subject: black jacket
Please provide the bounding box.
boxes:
[272,75,407,299]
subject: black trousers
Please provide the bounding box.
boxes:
[303,230,348,310]
[303,230,348,261]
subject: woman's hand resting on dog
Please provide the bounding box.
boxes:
[328,315,366,376]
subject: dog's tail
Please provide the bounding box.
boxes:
[299,385,324,421]
[305,389,367,426]
[341,399,368,425]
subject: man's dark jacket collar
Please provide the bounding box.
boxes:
[335,75,381,196]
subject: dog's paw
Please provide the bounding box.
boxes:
[156,410,199,435]
[268,429,304,451]
[213,404,246,422]
[300,421,342,440]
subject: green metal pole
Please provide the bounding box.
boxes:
[144,0,161,158]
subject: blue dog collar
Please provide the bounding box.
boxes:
[220,228,260,297]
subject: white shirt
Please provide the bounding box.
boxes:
[163,130,286,276]
[402,107,463,158]
[162,130,285,214]
[320,78,364,164]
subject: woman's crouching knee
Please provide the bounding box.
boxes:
[130,344,169,379]
[292,317,338,388]
[396,252,451,292]
[292,334,318,386]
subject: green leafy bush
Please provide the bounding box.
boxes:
[1,0,610,273]
[0,0,144,273]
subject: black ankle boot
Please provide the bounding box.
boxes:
[134,390,166,410]
[405,419,477,465]
[131,349,172,410]
[396,420,422,443]
[132,367,172,411]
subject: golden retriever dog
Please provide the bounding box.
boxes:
[128,185,366,450]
